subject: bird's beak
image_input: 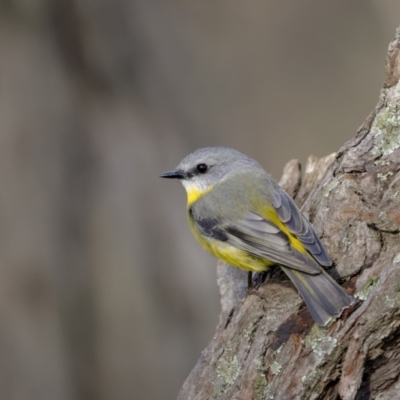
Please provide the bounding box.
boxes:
[160,169,185,179]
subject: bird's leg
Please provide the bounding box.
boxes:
[264,269,272,285]
[247,271,254,295]
[249,268,274,294]
[256,269,272,289]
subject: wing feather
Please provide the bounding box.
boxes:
[195,211,321,274]
[271,190,331,266]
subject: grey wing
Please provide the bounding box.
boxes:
[270,188,332,266]
[195,212,321,274]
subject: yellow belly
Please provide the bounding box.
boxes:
[208,241,274,272]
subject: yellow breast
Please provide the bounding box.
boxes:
[185,184,214,206]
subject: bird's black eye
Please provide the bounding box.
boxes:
[196,163,208,174]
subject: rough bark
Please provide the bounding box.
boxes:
[178,29,400,400]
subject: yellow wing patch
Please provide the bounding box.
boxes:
[261,205,307,254]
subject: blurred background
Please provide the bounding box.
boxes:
[0,1,399,399]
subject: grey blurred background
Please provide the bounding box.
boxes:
[0,1,398,399]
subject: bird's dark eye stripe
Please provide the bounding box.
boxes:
[196,163,208,174]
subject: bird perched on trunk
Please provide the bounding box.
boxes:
[161,147,355,326]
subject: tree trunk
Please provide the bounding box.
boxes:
[178,28,400,400]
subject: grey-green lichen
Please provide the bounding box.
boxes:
[394,79,400,98]
[396,26,400,40]
[254,373,273,400]
[214,355,241,398]
[266,313,277,322]
[371,105,400,157]
[377,171,394,181]
[356,275,380,300]
[217,355,241,385]
[269,361,282,375]
[374,160,391,166]
[385,294,400,308]
[303,325,337,358]
[342,236,351,248]
[253,358,273,400]
[393,252,400,264]
[390,191,399,200]
[301,368,324,395]
[243,322,256,340]
[323,178,340,197]
[254,358,263,370]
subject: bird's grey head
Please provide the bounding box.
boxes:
[160,146,261,192]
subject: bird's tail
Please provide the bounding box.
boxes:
[280,266,355,326]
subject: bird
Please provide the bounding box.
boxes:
[160,146,355,326]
